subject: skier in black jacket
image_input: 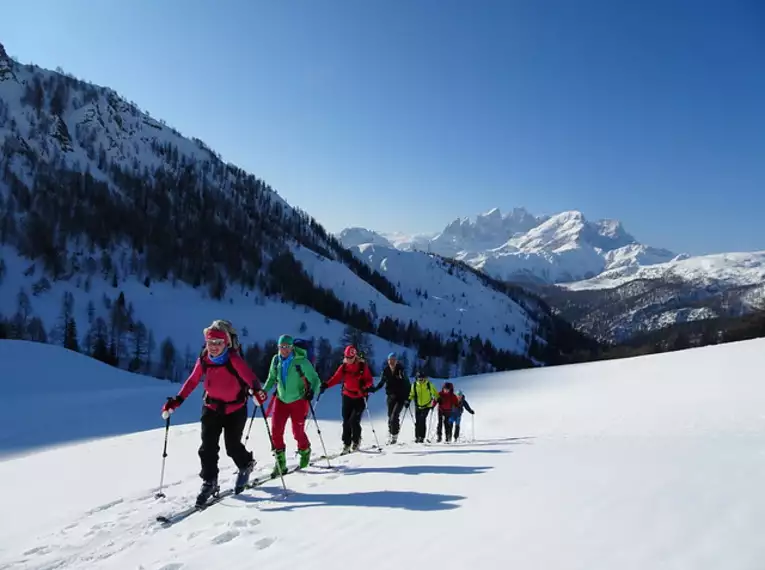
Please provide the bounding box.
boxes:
[370,352,411,444]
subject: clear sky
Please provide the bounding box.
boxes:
[2,0,764,255]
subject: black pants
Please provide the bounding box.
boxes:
[414,407,430,441]
[437,410,454,440]
[342,395,366,446]
[386,395,407,436]
[199,404,252,481]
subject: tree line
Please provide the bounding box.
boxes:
[0,61,601,374]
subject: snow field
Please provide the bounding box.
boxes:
[1,338,765,569]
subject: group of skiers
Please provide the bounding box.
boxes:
[160,319,476,506]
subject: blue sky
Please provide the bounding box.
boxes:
[2,0,763,255]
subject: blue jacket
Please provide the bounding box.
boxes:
[453,397,474,417]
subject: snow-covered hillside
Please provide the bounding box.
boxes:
[2,336,765,569]
[562,250,765,293]
[0,42,590,375]
[338,207,683,284]
[540,251,765,341]
[338,207,765,339]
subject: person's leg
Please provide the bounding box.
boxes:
[350,398,365,447]
[198,406,224,482]
[341,395,354,447]
[290,399,311,451]
[387,395,397,437]
[222,405,253,469]
[270,398,289,452]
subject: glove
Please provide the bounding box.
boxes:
[470,410,475,415]
[430,400,437,408]
[304,387,314,401]
[161,395,183,417]
[319,382,327,395]
[404,400,410,408]
[251,389,268,405]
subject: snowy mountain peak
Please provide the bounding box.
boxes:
[338,206,682,284]
[0,42,17,82]
[336,227,393,249]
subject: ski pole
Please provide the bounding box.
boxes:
[471,413,475,443]
[259,396,287,495]
[155,402,172,499]
[307,398,331,467]
[364,397,381,449]
[243,395,259,448]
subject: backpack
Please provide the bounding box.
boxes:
[293,337,316,365]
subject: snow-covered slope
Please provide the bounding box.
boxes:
[2,336,765,569]
[338,208,683,284]
[541,251,765,341]
[0,42,587,375]
[562,250,765,292]
[338,207,764,339]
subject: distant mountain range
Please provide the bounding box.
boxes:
[338,208,765,341]
[339,207,685,284]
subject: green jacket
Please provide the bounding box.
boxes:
[409,378,439,408]
[263,346,322,404]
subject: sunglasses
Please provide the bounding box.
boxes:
[206,339,225,346]
[279,344,292,349]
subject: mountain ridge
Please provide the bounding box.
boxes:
[0,41,596,377]
[339,206,686,284]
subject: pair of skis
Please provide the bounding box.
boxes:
[155,446,381,527]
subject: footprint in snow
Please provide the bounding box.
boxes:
[255,537,276,550]
[158,564,185,570]
[232,518,261,528]
[212,530,239,545]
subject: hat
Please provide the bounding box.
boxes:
[344,345,357,358]
[387,352,397,359]
[205,328,228,342]
[278,334,294,346]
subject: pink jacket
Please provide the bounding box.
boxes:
[178,351,261,414]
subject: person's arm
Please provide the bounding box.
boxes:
[325,365,345,389]
[178,358,204,400]
[262,356,278,392]
[296,360,322,394]
[229,352,262,391]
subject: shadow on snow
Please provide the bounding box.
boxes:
[241,488,466,512]
[334,464,493,476]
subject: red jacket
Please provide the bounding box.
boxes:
[326,361,373,399]
[178,350,261,414]
[437,390,460,413]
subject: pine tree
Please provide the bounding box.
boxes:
[160,337,177,380]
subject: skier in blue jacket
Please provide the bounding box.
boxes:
[449,390,475,441]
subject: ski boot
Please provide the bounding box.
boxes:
[196,478,219,508]
[234,458,256,494]
[340,444,352,455]
[351,440,360,452]
[270,449,287,478]
[390,433,398,445]
[298,447,311,469]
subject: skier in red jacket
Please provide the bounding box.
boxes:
[161,320,268,506]
[321,345,374,453]
[436,381,460,443]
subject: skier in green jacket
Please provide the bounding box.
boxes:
[263,334,322,475]
[409,371,439,443]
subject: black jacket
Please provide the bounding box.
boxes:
[373,363,410,400]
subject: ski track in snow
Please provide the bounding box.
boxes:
[1,447,396,569]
